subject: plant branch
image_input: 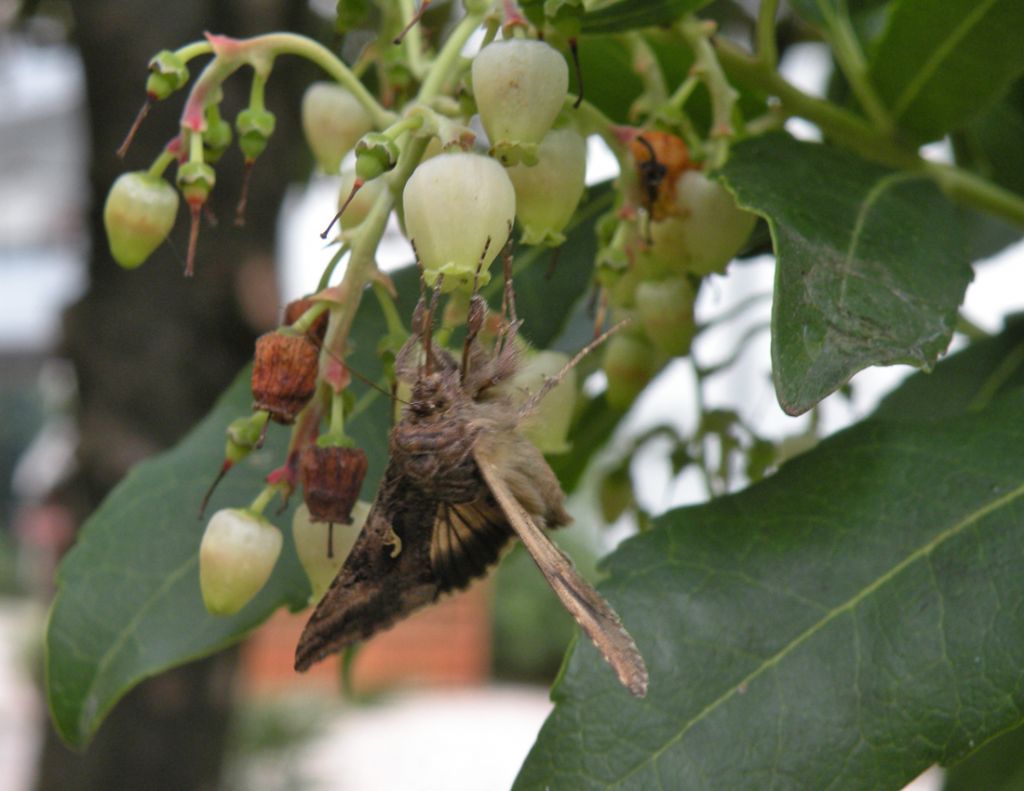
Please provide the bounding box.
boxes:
[713,35,913,167]
[927,162,1024,228]
[713,35,1024,229]
[822,7,893,132]
[680,17,739,167]
[755,0,780,68]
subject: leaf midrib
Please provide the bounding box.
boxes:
[890,0,1000,119]
[608,477,1024,787]
[836,171,922,312]
[68,554,198,741]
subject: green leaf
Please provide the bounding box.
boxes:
[565,35,641,124]
[718,132,971,415]
[953,78,1024,198]
[44,371,311,748]
[516,388,1024,790]
[788,0,893,42]
[45,184,613,747]
[581,0,711,34]
[944,722,1024,791]
[872,314,1024,422]
[868,0,1024,142]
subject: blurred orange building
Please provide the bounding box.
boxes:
[241,579,493,695]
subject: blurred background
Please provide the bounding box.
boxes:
[1,1,1022,790]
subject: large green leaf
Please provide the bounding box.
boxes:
[788,0,893,44]
[873,314,1024,422]
[581,0,712,34]
[516,387,1024,790]
[45,185,611,747]
[868,0,1024,142]
[44,370,312,748]
[943,723,1024,791]
[718,132,971,415]
[953,78,1024,199]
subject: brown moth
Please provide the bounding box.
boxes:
[294,272,648,698]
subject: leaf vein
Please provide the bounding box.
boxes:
[890,0,1000,119]
[75,556,198,737]
[609,477,1024,786]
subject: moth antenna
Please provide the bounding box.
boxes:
[519,318,631,418]
[461,237,492,382]
[308,334,409,404]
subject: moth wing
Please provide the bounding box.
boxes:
[430,498,512,593]
[475,448,649,698]
[294,462,440,672]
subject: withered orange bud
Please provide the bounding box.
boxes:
[251,332,319,423]
[629,130,690,221]
[300,445,369,523]
[283,298,329,345]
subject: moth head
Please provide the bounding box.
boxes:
[409,370,459,416]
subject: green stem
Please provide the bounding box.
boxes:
[666,74,700,115]
[290,301,329,334]
[147,149,178,178]
[202,33,394,129]
[248,484,279,515]
[927,162,1024,228]
[322,135,432,369]
[188,128,204,161]
[628,33,668,109]
[317,244,349,292]
[248,71,268,112]
[713,35,1024,229]
[714,36,915,168]
[755,0,780,68]
[573,98,628,164]
[373,282,407,337]
[174,40,214,64]
[382,114,425,140]
[822,5,892,133]
[418,9,485,102]
[680,17,738,167]
[328,390,346,436]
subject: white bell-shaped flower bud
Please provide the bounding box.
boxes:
[301,82,374,174]
[292,501,369,604]
[199,508,282,615]
[403,152,516,292]
[645,171,757,277]
[507,127,587,247]
[509,350,578,454]
[472,39,568,165]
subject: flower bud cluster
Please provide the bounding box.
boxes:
[596,130,757,407]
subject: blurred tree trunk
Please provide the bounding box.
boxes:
[36,2,316,789]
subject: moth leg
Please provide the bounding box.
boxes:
[475,451,649,697]
[496,228,520,356]
[461,238,492,383]
[518,319,630,419]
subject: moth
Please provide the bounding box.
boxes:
[294,271,648,698]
